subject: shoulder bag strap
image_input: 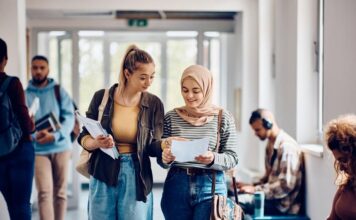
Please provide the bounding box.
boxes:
[54,84,61,106]
[210,110,240,204]
[211,109,223,196]
[98,89,109,121]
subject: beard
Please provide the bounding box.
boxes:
[32,76,48,86]
[258,135,267,141]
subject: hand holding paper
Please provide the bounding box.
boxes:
[171,137,210,163]
[194,151,215,165]
[75,111,119,159]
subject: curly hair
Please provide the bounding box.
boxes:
[324,114,356,188]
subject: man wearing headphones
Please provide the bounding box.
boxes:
[236,109,305,216]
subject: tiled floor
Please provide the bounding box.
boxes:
[31,185,165,220]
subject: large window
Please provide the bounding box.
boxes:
[78,34,104,113]
[37,31,73,97]
[35,30,221,114]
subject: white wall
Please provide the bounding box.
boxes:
[274,0,298,137]
[235,1,261,172]
[0,0,27,83]
[258,0,275,111]
[323,0,356,122]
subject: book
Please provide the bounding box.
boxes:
[35,111,61,132]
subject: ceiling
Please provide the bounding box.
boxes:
[27,10,237,20]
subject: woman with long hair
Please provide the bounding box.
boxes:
[77,45,164,220]
[325,114,356,219]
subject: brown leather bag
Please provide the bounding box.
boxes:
[211,110,244,220]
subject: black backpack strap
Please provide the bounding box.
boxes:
[54,84,65,122]
[0,76,14,95]
[54,84,61,106]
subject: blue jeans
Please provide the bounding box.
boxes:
[0,142,35,220]
[161,168,227,220]
[88,154,153,220]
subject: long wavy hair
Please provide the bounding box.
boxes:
[324,114,356,189]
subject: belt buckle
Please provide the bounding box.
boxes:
[186,168,193,176]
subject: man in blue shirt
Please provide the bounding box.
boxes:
[26,55,74,220]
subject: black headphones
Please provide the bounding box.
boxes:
[262,118,273,130]
[250,109,273,130]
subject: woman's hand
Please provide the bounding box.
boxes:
[93,134,115,149]
[162,148,176,164]
[161,136,188,150]
[161,137,188,164]
[195,151,215,165]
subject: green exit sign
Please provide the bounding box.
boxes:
[128,19,148,27]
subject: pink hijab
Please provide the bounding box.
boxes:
[175,65,221,126]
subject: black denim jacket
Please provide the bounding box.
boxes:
[77,84,164,202]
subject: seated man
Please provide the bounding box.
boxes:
[237,109,305,216]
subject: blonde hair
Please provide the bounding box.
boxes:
[118,44,154,94]
[324,114,356,188]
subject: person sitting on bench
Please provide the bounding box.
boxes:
[235,109,305,216]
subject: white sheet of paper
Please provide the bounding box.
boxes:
[75,112,119,159]
[171,137,210,162]
[28,97,39,117]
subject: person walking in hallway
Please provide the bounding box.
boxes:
[0,38,35,220]
[25,55,75,220]
[77,45,164,220]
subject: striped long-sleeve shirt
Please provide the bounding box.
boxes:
[162,109,239,170]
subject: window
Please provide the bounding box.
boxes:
[35,30,222,114]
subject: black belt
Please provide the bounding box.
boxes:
[171,167,213,176]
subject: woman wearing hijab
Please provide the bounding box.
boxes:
[159,64,239,220]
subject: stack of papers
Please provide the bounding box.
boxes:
[171,137,210,163]
[75,111,119,159]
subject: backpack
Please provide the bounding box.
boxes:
[0,77,23,156]
[54,84,80,142]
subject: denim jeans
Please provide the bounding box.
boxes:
[89,154,153,220]
[161,169,226,220]
[0,142,35,220]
